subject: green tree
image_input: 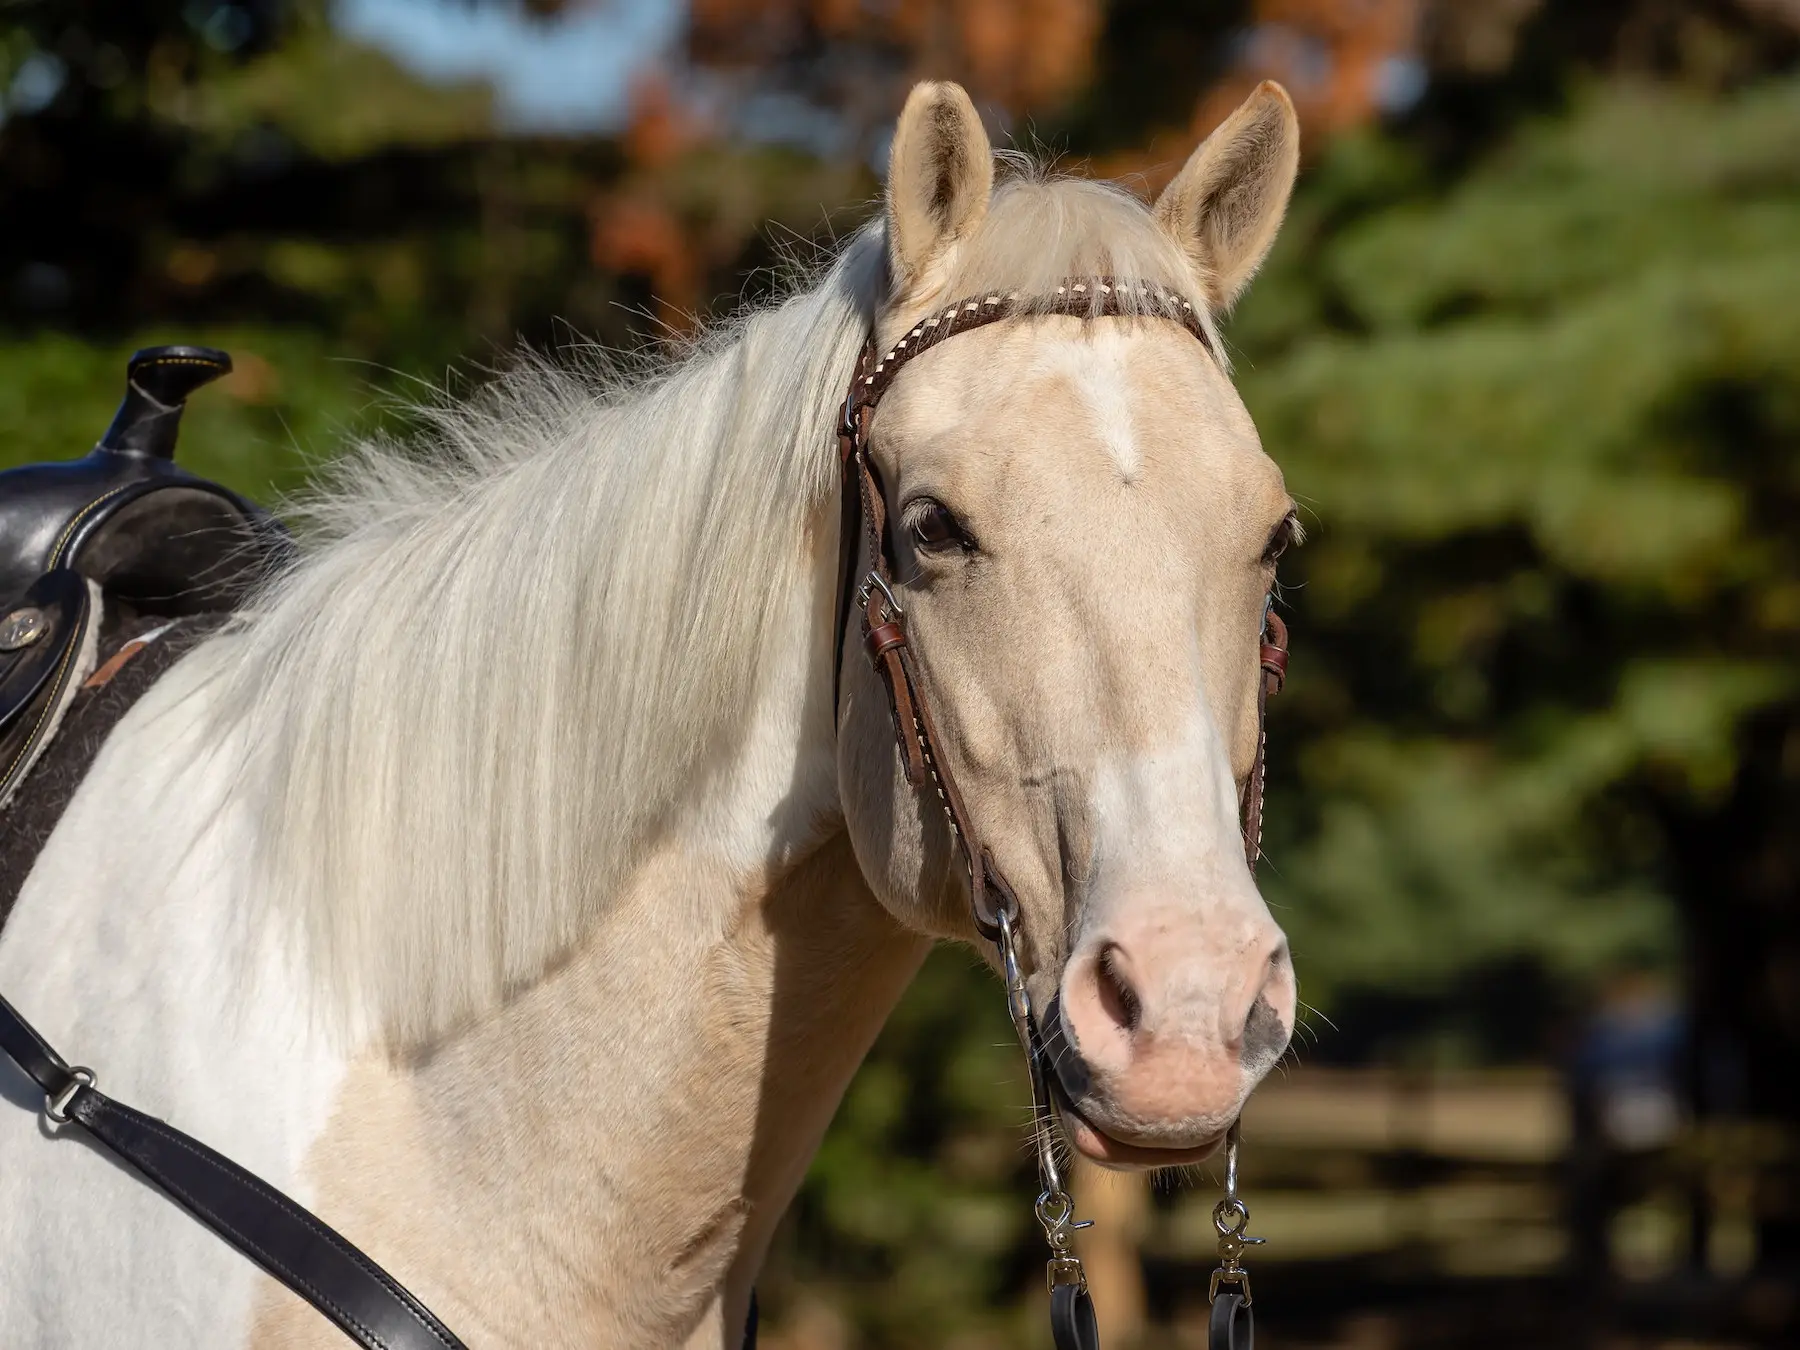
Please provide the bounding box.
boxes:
[1237,72,1800,1244]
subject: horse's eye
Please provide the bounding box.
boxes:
[1263,512,1300,566]
[907,498,969,552]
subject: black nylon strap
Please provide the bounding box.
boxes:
[0,991,468,1350]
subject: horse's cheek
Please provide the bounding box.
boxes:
[835,689,965,941]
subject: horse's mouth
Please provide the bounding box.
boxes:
[1051,1081,1227,1170]
[1037,993,1227,1169]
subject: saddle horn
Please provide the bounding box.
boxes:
[99,346,233,461]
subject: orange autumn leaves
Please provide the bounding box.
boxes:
[689,0,1101,113]
[590,0,1428,325]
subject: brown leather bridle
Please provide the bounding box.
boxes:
[834,277,1290,927]
[832,277,1290,1349]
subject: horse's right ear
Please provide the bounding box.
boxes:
[886,82,993,296]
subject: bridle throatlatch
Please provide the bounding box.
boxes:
[835,280,1291,1350]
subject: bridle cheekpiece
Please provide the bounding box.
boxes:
[832,277,1291,1350]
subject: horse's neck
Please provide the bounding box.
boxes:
[275,841,924,1347]
[254,537,931,1348]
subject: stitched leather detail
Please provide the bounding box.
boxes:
[0,571,94,806]
[70,1091,461,1350]
[866,621,906,659]
[81,1095,393,1349]
[1258,610,1289,696]
[47,485,135,570]
[0,607,83,789]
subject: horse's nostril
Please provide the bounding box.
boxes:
[1042,994,1092,1100]
[1241,995,1287,1073]
[1096,942,1141,1034]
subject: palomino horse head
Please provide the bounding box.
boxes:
[839,81,1302,1169]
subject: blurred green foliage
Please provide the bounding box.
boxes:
[773,950,1046,1346]
[1243,77,1800,1012]
[0,326,385,497]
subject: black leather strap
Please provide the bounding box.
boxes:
[0,569,94,807]
[1209,1291,1253,1350]
[1050,1282,1100,1350]
[0,991,468,1350]
[0,991,71,1096]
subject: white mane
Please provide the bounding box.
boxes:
[215,174,1213,1046]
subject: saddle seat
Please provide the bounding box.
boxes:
[0,346,281,807]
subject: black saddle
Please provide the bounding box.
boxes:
[0,346,280,804]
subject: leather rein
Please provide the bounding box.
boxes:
[833,277,1290,1350]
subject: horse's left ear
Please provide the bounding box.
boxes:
[1154,81,1300,311]
[886,81,994,296]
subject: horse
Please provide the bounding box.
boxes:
[0,78,1303,1348]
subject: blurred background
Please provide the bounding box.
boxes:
[4,1,1798,1346]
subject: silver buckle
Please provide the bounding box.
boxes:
[45,1067,95,1126]
[856,570,904,620]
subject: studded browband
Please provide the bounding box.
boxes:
[834,277,1290,944]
